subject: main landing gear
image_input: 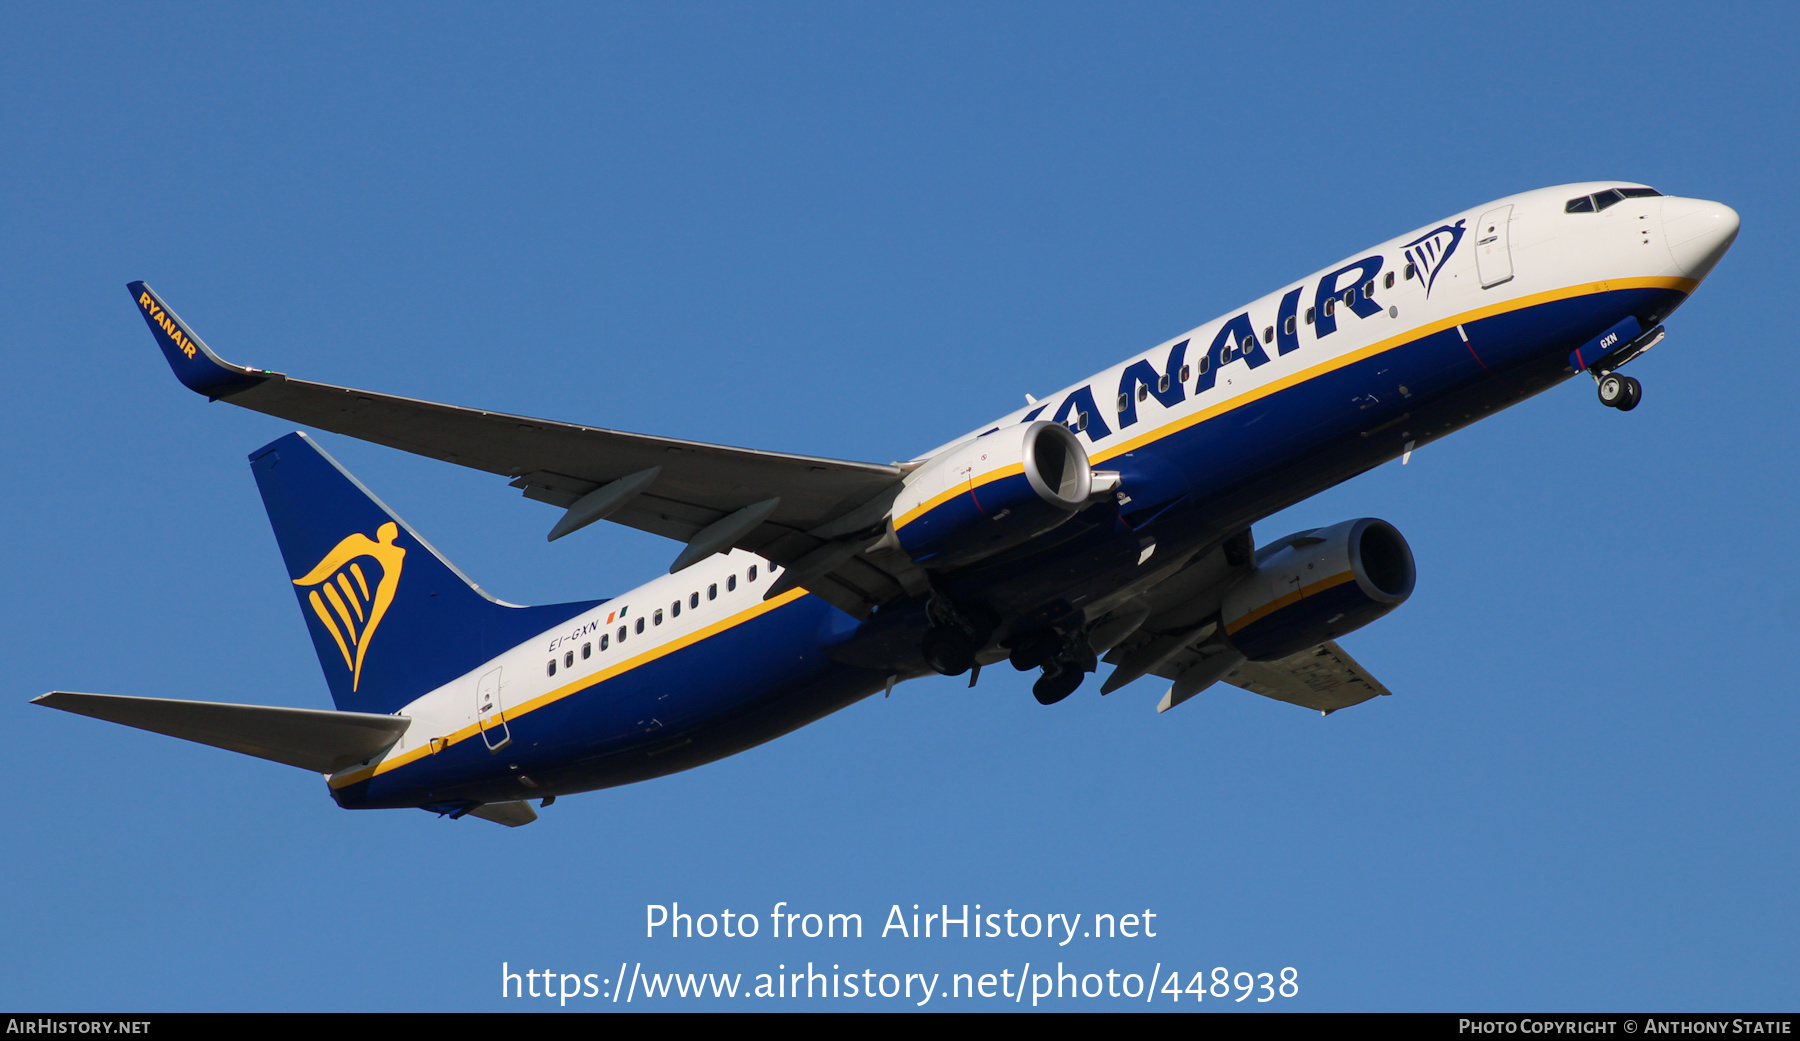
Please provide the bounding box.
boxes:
[921,595,997,677]
[1006,627,1097,705]
[1032,664,1086,706]
[1597,372,1642,412]
[921,600,1100,706]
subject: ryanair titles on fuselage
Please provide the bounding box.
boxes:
[1012,239,1452,449]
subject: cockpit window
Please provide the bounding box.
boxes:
[1567,187,1661,213]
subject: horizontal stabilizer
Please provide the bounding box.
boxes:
[33,691,410,773]
[467,801,539,827]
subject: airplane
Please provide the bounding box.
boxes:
[36,182,1739,827]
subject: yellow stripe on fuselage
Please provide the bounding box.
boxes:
[333,586,812,789]
[1087,276,1695,467]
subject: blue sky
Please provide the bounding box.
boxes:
[4,2,1796,1011]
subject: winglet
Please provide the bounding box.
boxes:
[126,281,274,398]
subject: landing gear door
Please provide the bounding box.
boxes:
[476,666,511,752]
[1475,204,1514,289]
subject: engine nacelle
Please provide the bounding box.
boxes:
[1220,518,1416,661]
[888,421,1094,568]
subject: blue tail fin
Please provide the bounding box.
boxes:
[250,432,600,715]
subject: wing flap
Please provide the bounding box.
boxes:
[466,801,539,827]
[1223,641,1393,715]
[34,691,410,774]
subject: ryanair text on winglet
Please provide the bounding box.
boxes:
[140,291,198,359]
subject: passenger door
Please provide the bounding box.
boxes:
[1474,205,1514,288]
[476,666,511,752]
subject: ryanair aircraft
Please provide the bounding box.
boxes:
[39,182,1738,827]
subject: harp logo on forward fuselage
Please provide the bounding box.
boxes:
[1401,219,1466,298]
[294,522,406,692]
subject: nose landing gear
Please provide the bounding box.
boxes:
[1597,372,1642,412]
[1575,321,1661,413]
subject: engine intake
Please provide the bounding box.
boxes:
[1220,518,1415,661]
[889,421,1094,568]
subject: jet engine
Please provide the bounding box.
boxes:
[1220,518,1415,661]
[886,421,1097,568]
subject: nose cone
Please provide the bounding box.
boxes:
[1662,197,1740,281]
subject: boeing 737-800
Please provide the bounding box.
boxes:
[38,182,1739,827]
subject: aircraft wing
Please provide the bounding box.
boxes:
[129,282,922,616]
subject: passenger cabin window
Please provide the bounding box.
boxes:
[1136,383,1148,402]
[1117,392,1129,412]
[1404,263,1417,279]
[708,583,717,600]
[671,600,680,618]
[728,575,737,592]
[581,642,591,659]
[1179,364,1191,382]
[1323,298,1335,317]
[1197,355,1211,375]
[617,626,627,642]
[1262,325,1274,344]
[1157,373,1170,393]
[749,566,758,581]
[1361,281,1374,299]
[547,660,556,677]
[601,634,609,650]
[1384,272,1395,289]
[1284,316,1296,335]
[690,592,699,608]
[564,651,574,668]
[1305,307,1315,324]
[635,618,645,634]
[653,609,663,626]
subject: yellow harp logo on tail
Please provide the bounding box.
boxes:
[293,522,406,692]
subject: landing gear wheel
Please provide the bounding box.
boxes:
[1616,375,1642,412]
[921,627,976,676]
[1597,373,1628,408]
[1032,667,1084,705]
[1007,629,1059,672]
